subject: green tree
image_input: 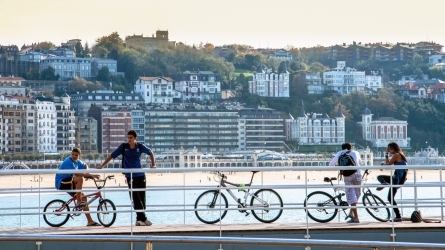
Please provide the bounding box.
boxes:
[26,67,40,80]
[96,66,111,82]
[92,32,124,60]
[34,41,55,50]
[40,66,60,80]
[429,66,445,80]
[75,41,85,58]
[84,42,90,58]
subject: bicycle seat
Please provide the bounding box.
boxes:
[251,171,259,174]
[324,177,337,182]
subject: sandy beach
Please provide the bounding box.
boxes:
[0,169,441,190]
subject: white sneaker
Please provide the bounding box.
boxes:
[144,220,152,226]
[135,220,146,226]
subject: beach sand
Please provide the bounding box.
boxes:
[0,169,441,190]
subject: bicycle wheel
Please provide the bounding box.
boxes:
[43,199,70,227]
[194,190,228,224]
[97,199,117,227]
[250,189,283,223]
[363,193,390,222]
[304,191,338,223]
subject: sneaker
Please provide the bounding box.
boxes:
[346,219,360,223]
[135,220,146,226]
[376,182,389,191]
[144,219,153,226]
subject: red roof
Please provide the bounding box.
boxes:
[0,76,25,81]
[139,76,174,82]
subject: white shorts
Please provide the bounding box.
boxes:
[343,170,362,204]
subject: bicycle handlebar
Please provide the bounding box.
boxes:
[85,175,114,189]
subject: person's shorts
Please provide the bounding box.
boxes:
[59,177,76,197]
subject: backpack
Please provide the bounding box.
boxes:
[121,142,143,168]
[411,210,422,223]
[338,150,357,176]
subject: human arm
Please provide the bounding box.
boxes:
[149,152,156,168]
[141,144,156,168]
[97,155,113,169]
[381,152,402,166]
[328,152,341,166]
[97,144,123,169]
[74,162,100,179]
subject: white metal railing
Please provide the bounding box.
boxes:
[0,165,444,248]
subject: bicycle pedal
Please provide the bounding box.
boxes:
[245,212,250,217]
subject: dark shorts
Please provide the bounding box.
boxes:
[59,177,76,197]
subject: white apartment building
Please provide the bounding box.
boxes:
[305,72,324,94]
[248,65,290,97]
[174,71,221,101]
[365,71,383,92]
[40,57,91,80]
[357,107,410,148]
[429,53,445,65]
[0,76,27,96]
[134,76,181,104]
[35,98,57,153]
[323,61,366,95]
[291,104,345,144]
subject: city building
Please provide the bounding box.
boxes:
[39,56,91,80]
[364,71,382,92]
[70,90,144,116]
[125,30,172,51]
[329,42,372,62]
[305,72,324,94]
[141,104,239,153]
[428,52,445,65]
[290,104,345,145]
[0,45,19,60]
[90,58,119,77]
[88,104,132,153]
[134,76,181,104]
[238,105,285,152]
[323,61,366,95]
[257,49,293,61]
[372,43,414,62]
[75,115,98,153]
[53,93,75,152]
[213,46,236,61]
[174,71,222,101]
[248,64,290,97]
[35,96,58,153]
[357,107,410,148]
[0,76,27,96]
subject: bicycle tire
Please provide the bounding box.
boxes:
[363,193,390,222]
[250,189,283,223]
[43,199,70,227]
[97,199,117,227]
[194,190,228,224]
[304,191,338,223]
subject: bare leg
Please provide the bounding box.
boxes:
[73,176,95,225]
[350,203,358,221]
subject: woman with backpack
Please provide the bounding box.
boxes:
[377,142,408,222]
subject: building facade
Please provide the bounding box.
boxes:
[357,108,410,148]
[75,115,98,153]
[323,61,366,95]
[40,57,91,80]
[125,30,171,51]
[174,71,221,101]
[238,106,285,152]
[248,65,290,97]
[134,76,181,104]
[291,104,345,144]
[90,58,118,77]
[305,72,324,94]
[0,76,27,96]
[364,71,383,92]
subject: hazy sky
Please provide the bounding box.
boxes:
[1,0,444,49]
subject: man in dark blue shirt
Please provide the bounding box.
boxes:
[98,130,156,226]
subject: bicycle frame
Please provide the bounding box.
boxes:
[214,171,256,208]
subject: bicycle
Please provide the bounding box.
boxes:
[194,171,283,224]
[43,175,117,227]
[304,169,390,223]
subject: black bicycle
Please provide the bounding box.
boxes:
[194,171,283,224]
[304,169,390,223]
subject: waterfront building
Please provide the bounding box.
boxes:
[134,76,181,104]
[238,105,285,152]
[70,90,144,116]
[357,107,410,148]
[125,30,172,51]
[174,71,222,101]
[290,104,345,145]
[257,48,293,61]
[323,61,366,95]
[305,72,324,94]
[248,65,290,98]
[142,104,239,153]
[35,96,57,153]
[53,93,75,152]
[75,115,98,153]
[88,104,132,153]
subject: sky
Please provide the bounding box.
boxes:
[1,0,445,49]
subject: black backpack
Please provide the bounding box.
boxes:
[121,142,143,168]
[338,150,357,176]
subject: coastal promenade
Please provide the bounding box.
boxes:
[1,166,445,249]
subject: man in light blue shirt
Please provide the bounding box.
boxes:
[55,148,101,226]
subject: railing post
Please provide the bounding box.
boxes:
[146,242,153,250]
